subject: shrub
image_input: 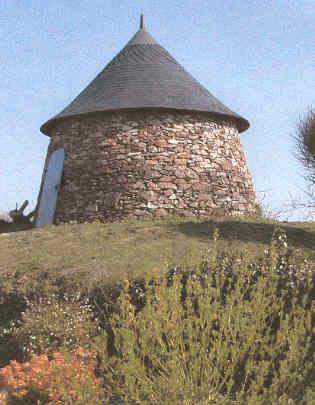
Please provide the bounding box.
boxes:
[0,271,94,365]
[98,229,315,403]
[4,294,99,360]
[295,108,315,186]
[0,348,103,404]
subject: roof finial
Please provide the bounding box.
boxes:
[140,14,144,29]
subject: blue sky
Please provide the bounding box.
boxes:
[0,0,314,218]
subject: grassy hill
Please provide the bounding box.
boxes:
[1,216,314,288]
[1,216,314,403]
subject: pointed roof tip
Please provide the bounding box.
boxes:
[126,21,158,46]
[140,14,144,29]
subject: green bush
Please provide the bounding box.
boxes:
[98,229,315,404]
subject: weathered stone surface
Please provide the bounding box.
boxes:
[45,110,257,223]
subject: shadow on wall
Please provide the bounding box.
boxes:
[169,219,315,250]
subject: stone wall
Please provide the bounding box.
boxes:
[46,110,256,223]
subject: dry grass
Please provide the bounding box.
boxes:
[1,216,314,287]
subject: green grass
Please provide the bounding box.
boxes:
[1,216,314,287]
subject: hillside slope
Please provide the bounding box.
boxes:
[1,216,314,286]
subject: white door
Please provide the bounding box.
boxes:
[36,148,65,227]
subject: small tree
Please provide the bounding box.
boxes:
[295,108,315,208]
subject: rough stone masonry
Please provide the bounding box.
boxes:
[47,110,257,223]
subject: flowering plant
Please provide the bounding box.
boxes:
[0,348,102,404]
[3,293,98,359]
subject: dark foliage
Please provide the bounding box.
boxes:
[295,108,315,187]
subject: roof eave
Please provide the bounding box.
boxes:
[40,107,250,136]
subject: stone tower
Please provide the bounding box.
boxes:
[40,16,256,223]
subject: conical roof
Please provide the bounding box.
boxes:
[41,17,249,134]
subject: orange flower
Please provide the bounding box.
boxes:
[0,367,9,377]
[0,348,101,402]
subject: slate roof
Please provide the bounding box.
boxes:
[41,18,249,134]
